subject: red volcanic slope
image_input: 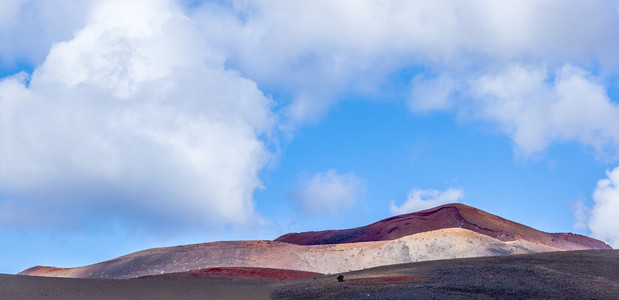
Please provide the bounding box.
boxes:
[275,203,611,250]
[140,267,323,281]
[18,266,71,276]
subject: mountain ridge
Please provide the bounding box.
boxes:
[275,203,610,250]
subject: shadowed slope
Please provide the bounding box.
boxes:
[275,203,610,250]
[272,249,619,299]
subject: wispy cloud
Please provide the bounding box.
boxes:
[390,188,464,215]
[470,64,619,158]
[291,169,365,215]
[572,199,589,232]
[0,0,94,69]
[190,0,619,128]
[408,74,457,113]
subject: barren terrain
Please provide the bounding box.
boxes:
[19,228,573,278]
[4,250,618,299]
[13,203,616,299]
[20,203,610,279]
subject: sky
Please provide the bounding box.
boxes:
[1,0,619,274]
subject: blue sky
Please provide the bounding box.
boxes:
[1,0,619,274]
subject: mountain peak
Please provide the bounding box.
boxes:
[275,203,611,250]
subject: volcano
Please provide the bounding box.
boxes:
[19,203,610,279]
[275,203,609,250]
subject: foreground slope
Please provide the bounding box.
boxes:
[276,203,610,250]
[273,249,619,299]
[20,203,611,278]
[6,250,619,300]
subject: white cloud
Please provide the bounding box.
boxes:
[0,0,26,27]
[588,166,619,248]
[471,64,619,157]
[390,188,464,215]
[3,0,619,233]
[408,74,457,113]
[0,0,94,69]
[0,0,274,231]
[188,0,619,126]
[572,199,589,232]
[292,169,365,215]
[5,1,619,156]
[182,1,619,161]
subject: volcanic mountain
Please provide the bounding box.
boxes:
[275,203,610,250]
[19,203,610,279]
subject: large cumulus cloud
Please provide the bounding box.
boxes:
[0,0,274,231]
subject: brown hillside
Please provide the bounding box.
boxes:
[275,203,611,250]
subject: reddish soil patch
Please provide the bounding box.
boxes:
[19,266,71,276]
[141,267,323,281]
[275,203,611,250]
